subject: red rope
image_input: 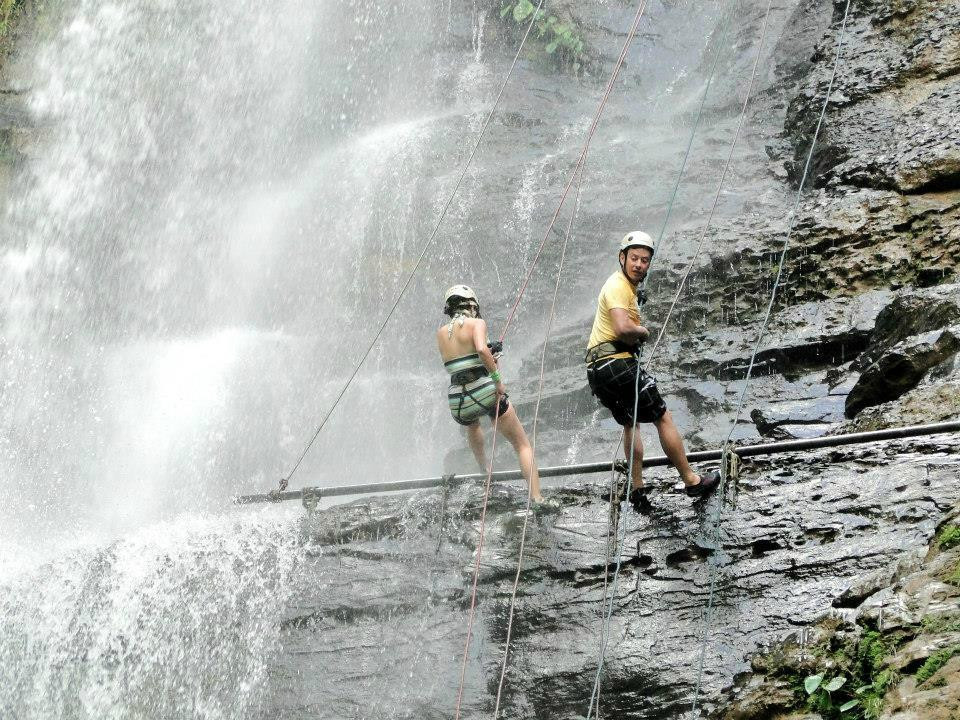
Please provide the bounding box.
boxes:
[499,0,650,343]
[453,1,651,714]
[453,397,503,720]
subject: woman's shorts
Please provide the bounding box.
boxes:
[586,356,666,426]
[448,375,510,426]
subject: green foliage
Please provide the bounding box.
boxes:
[937,524,960,550]
[921,614,960,634]
[947,558,960,587]
[804,673,856,716]
[793,631,894,720]
[915,645,960,686]
[0,0,21,39]
[856,631,890,674]
[498,1,587,71]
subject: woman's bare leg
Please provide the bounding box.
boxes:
[494,406,543,502]
[464,422,487,473]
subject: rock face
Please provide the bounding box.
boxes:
[845,284,960,418]
[716,506,960,720]
[275,437,960,719]
[271,0,960,718]
[1,0,958,719]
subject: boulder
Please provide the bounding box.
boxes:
[845,327,960,418]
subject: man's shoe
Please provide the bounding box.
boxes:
[629,487,652,514]
[685,470,721,499]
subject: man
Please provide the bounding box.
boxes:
[585,231,719,512]
[436,285,545,505]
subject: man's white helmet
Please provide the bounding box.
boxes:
[619,231,655,256]
[444,284,478,305]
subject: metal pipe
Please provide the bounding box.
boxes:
[234,419,960,505]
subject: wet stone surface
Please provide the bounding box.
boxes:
[267,439,960,719]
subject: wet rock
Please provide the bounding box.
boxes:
[788,189,960,301]
[857,283,960,370]
[715,502,960,720]
[844,326,960,417]
[832,552,924,609]
[784,0,960,188]
[675,291,888,381]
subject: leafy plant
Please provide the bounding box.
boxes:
[805,674,856,715]
[947,558,960,587]
[921,614,960,634]
[498,1,587,71]
[794,631,895,720]
[0,0,21,39]
[937,524,960,550]
[915,645,960,686]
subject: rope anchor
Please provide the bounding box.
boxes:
[436,474,455,555]
[301,486,321,515]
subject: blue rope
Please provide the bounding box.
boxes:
[585,7,739,715]
[688,2,855,715]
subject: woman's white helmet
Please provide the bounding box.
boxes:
[619,231,655,256]
[443,284,477,305]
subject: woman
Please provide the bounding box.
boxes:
[436,285,543,503]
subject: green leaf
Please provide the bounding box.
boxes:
[513,0,534,22]
[825,676,847,692]
[545,40,558,53]
[500,4,512,19]
[805,674,824,695]
[839,699,859,712]
[855,685,872,695]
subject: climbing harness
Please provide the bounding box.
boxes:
[689,2,856,715]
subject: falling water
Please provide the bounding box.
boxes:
[0,0,799,716]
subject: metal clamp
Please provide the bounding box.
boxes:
[436,474,456,555]
[720,443,741,503]
[301,486,322,514]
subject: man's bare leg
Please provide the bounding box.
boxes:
[622,423,644,489]
[652,410,700,486]
[465,422,487,473]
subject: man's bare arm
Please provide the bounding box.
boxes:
[610,308,650,344]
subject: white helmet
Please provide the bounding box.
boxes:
[619,231,655,256]
[443,284,477,305]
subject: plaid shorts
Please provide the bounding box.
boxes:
[586,357,667,425]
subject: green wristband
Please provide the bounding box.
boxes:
[489,370,502,383]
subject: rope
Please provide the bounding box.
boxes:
[453,398,504,720]
[587,1,775,714]
[279,0,547,487]
[498,0,651,344]
[492,151,589,718]
[644,0,772,366]
[688,2,854,715]
[586,308,644,719]
[483,0,653,709]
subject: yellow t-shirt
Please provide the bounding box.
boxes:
[586,271,641,360]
